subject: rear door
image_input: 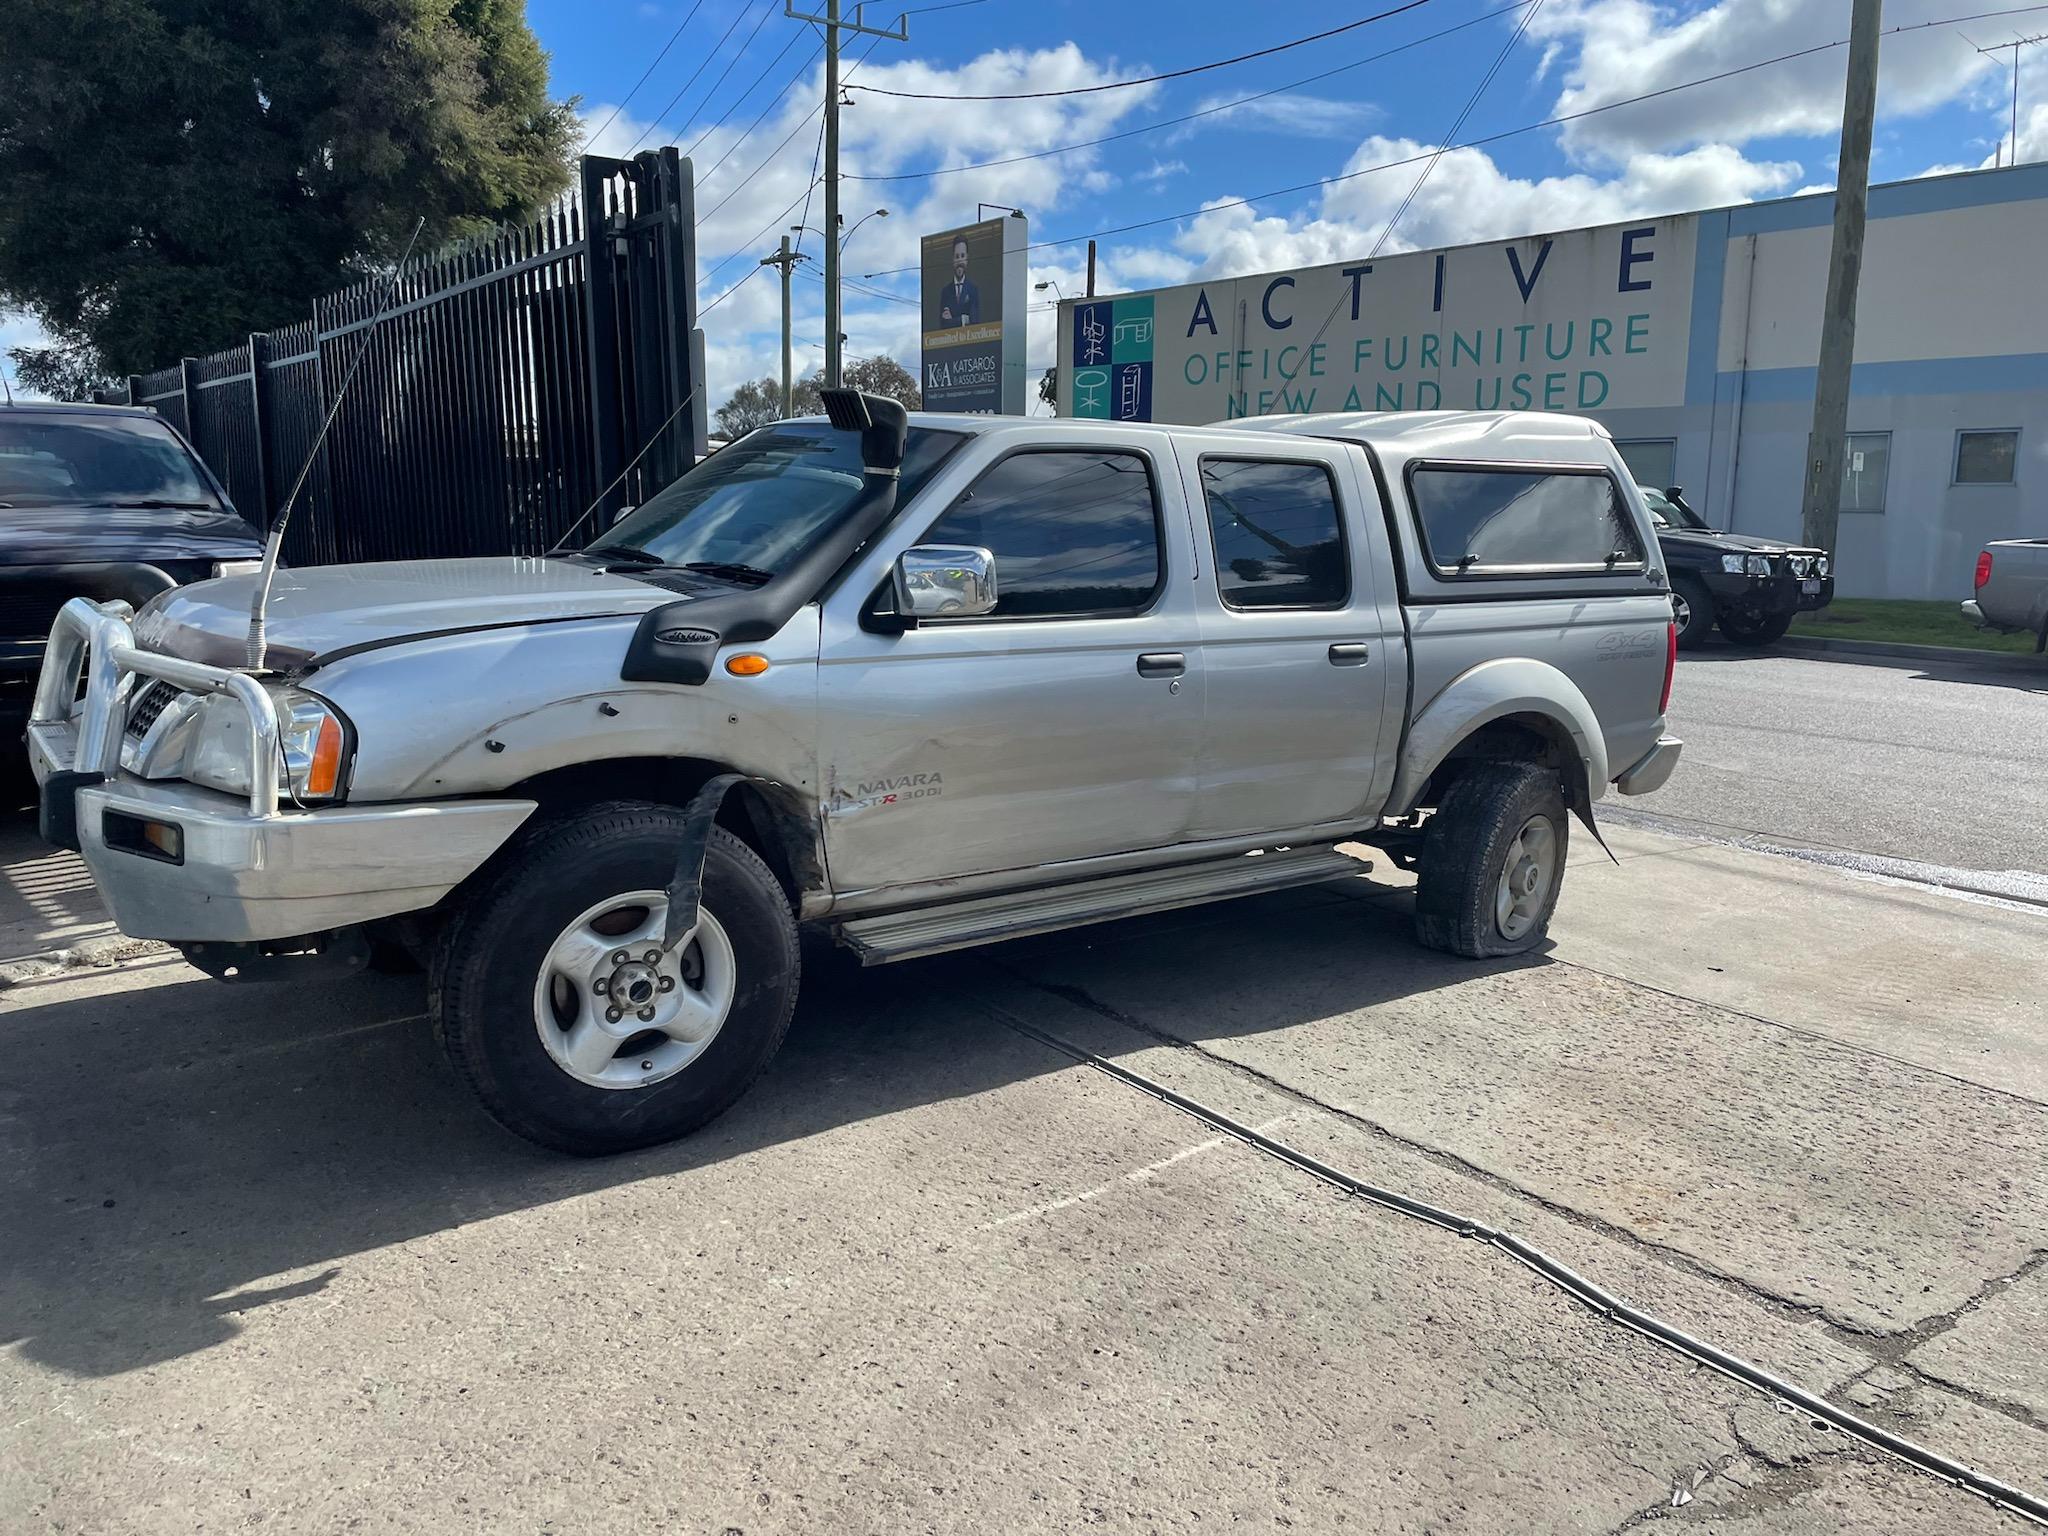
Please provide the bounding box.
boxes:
[1174,435,1398,838]
[815,429,1205,896]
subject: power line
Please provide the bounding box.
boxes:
[701,179,826,292]
[579,0,707,151]
[846,0,1437,100]
[657,0,782,152]
[859,4,2048,279]
[632,0,771,153]
[845,0,1532,183]
[694,39,826,183]
[1367,0,1545,259]
[683,22,809,160]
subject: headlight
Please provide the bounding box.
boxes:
[1787,555,1811,578]
[1815,554,1831,577]
[1744,553,1773,578]
[183,687,351,804]
[212,559,264,579]
[1720,554,1747,574]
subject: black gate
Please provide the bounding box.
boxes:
[116,150,704,565]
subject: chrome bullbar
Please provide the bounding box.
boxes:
[30,597,282,818]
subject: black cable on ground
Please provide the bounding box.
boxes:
[986,1004,2048,1529]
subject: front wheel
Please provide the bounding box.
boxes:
[1717,606,1792,646]
[1413,762,1570,959]
[432,803,799,1155]
[1670,576,1716,650]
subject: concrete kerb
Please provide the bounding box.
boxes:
[1776,633,2048,674]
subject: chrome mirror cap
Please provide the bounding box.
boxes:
[893,544,997,620]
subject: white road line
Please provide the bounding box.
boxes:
[980,1109,1306,1231]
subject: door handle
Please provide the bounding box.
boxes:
[1328,642,1371,666]
[1136,652,1186,679]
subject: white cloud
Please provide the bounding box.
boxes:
[1527,0,1996,163]
[1178,91,1379,140]
[1159,136,1801,281]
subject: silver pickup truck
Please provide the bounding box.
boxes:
[1965,539,2048,650]
[29,395,1681,1154]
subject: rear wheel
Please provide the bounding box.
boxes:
[1670,576,1715,650]
[1717,606,1792,646]
[432,802,798,1155]
[1414,762,1569,959]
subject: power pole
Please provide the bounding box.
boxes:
[784,1,906,389]
[1800,0,1882,556]
[1974,34,2047,166]
[759,235,801,416]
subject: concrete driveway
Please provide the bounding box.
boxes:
[2,819,2044,1533]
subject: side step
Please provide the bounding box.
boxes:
[834,844,1369,965]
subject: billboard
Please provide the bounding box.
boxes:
[1057,215,1699,425]
[921,216,1028,414]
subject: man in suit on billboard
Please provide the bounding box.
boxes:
[939,235,980,327]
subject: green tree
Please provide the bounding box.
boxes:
[0,0,577,381]
[714,377,784,439]
[789,355,922,416]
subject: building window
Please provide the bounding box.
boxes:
[1841,432,1890,513]
[1407,465,1644,574]
[1614,439,1676,492]
[919,449,1163,619]
[1954,430,2018,486]
[1200,459,1348,609]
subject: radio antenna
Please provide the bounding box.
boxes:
[245,217,426,670]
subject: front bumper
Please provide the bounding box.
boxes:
[1706,571,1834,615]
[28,599,534,943]
[1615,735,1683,796]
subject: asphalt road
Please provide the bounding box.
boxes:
[1635,648,2048,877]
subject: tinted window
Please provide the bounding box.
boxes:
[920,450,1161,618]
[0,413,219,509]
[1201,459,1347,609]
[1955,430,2017,485]
[1615,439,1675,491]
[1409,466,1643,572]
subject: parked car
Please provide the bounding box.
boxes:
[1641,485,1834,649]
[1963,539,2048,650]
[2,402,263,747]
[30,397,1681,1154]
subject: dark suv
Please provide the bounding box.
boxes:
[2,403,263,739]
[1643,485,1834,649]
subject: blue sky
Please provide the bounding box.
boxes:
[6,1,2042,406]
[531,0,2044,413]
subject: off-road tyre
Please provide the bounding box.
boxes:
[1670,575,1716,650]
[1716,607,1793,646]
[431,801,798,1155]
[1413,761,1570,959]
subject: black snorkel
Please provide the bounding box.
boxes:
[619,389,909,686]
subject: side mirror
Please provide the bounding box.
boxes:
[893,544,997,620]
[611,504,637,526]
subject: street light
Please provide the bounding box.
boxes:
[844,207,889,246]
[979,203,1027,222]
[1034,279,1064,303]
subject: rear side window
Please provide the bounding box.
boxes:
[919,449,1163,619]
[1408,465,1643,573]
[1200,459,1348,609]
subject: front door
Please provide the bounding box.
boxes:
[1175,436,1396,838]
[816,432,1204,897]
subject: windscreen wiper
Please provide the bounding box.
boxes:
[589,545,664,565]
[677,561,773,588]
[101,498,218,510]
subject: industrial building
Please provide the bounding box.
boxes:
[1056,162,2048,600]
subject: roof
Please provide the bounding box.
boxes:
[885,407,1610,458]
[0,400,156,419]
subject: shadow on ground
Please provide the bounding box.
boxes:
[0,873,1530,1380]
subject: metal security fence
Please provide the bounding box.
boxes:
[112,150,705,566]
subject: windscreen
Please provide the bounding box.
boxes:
[590,422,965,577]
[0,413,220,509]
